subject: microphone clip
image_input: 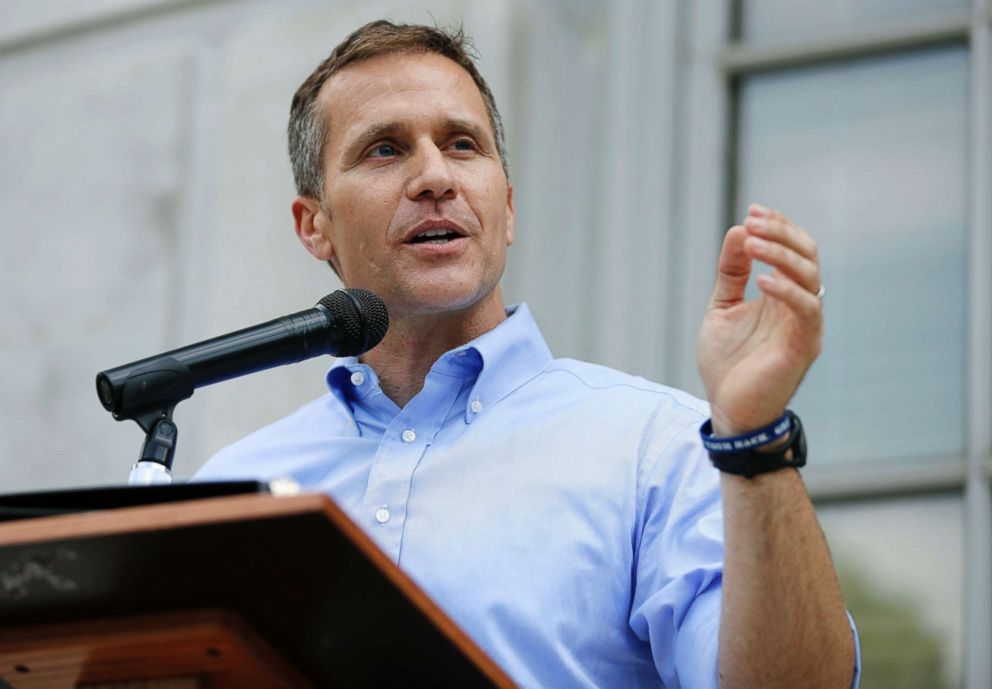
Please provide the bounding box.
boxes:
[127,405,180,486]
[96,358,193,486]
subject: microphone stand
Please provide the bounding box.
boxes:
[128,406,179,485]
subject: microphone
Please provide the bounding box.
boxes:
[96,288,388,420]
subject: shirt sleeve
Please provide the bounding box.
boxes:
[627,413,863,689]
[628,416,724,689]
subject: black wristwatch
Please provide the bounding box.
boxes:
[700,410,807,478]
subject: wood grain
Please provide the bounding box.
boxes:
[0,609,310,689]
[79,677,204,688]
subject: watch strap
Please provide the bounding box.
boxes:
[701,410,807,479]
[700,412,792,453]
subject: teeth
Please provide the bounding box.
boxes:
[415,228,458,239]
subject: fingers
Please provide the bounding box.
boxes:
[745,205,818,260]
[710,225,751,306]
[756,272,823,325]
[743,204,820,294]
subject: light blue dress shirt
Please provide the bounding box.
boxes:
[196,304,860,689]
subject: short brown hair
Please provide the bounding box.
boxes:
[288,20,508,200]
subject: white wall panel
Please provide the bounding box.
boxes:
[0,40,192,488]
[0,0,176,44]
[500,1,606,363]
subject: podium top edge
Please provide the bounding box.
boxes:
[0,492,333,548]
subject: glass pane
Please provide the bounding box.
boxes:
[818,495,963,688]
[740,0,967,42]
[735,46,968,466]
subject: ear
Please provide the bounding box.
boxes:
[505,182,516,246]
[292,195,337,262]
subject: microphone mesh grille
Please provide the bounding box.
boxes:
[318,289,389,356]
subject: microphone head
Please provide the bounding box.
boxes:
[319,288,389,356]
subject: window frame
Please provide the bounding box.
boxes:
[677,1,992,687]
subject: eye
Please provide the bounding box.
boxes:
[450,138,476,152]
[367,143,398,158]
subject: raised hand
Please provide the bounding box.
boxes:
[697,204,823,436]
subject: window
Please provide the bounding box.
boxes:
[694,2,992,686]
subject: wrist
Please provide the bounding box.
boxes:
[701,410,807,478]
[709,409,787,439]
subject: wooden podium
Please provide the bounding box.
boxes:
[0,493,517,688]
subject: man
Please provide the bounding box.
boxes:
[197,20,859,689]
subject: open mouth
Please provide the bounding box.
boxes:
[408,229,463,245]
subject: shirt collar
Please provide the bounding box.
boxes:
[325,303,553,422]
[456,303,553,421]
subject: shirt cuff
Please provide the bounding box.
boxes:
[847,610,862,689]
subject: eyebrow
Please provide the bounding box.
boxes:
[343,117,493,162]
[442,117,492,148]
[346,121,404,160]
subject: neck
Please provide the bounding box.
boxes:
[360,290,508,408]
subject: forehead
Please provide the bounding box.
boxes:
[317,52,492,148]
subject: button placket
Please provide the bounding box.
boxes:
[359,369,466,562]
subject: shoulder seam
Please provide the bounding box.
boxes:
[543,364,708,418]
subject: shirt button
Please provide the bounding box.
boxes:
[375,508,390,524]
[402,429,416,443]
[470,399,483,414]
[350,371,366,386]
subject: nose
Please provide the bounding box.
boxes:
[406,142,457,201]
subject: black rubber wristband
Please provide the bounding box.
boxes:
[702,410,807,479]
[700,412,791,453]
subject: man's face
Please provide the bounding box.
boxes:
[295,52,515,320]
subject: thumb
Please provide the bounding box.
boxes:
[710,225,751,306]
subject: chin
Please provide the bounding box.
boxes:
[394,283,498,317]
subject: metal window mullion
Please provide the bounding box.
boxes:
[721,9,971,75]
[965,0,992,686]
[806,459,968,503]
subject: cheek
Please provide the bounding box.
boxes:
[327,185,393,253]
[484,202,512,245]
